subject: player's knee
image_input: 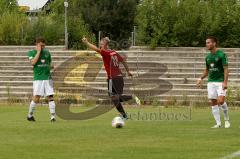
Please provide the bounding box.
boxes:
[48,95,54,102]
[218,100,225,105]
[217,96,225,105]
[112,100,121,107]
[209,99,218,106]
[33,96,40,103]
[111,96,120,106]
[111,95,119,101]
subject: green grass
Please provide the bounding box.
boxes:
[0,105,240,159]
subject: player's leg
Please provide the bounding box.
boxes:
[217,83,230,128]
[45,80,56,122]
[47,95,56,122]
[116,77,132,102]
[27,95,40,121]
[108,78,128,119]
[116,77,141,105]
[112,95,128,118]
[210,99,221,128]
[27,80,44,121]
[208,83,221,128]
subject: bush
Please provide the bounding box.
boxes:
[0,12,30,45]
[136,0,240,48]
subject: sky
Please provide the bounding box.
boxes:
[18,0,49,10]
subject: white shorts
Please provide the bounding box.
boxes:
[207,82,227,99]
[33,80,54,97]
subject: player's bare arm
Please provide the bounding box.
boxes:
[223,65,229,90]
[122,61,132,77]
[30,44,42,65]
[82,37,101,53]
[197,68,208,88]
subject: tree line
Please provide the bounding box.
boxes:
[0,0,240,49]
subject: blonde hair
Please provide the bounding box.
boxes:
[102,37,110,44]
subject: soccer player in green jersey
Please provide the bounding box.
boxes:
[27,38,56,122]
[197,36,230,128]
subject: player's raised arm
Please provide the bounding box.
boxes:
[30,44,42,66]
[82,37,101,53]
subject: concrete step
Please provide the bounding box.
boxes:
[1,77,240,86]
[0,51,77,56]
[0,77,173,85]
[0,88,208,98]
[1,60,240,68]
[2,71,240,79]
[2,66,240,74]
[0,46,65,51]
[1,55,240,63]
[0,65,169,71]
[1,50,239,58]
[0,88,235,100]
[0,83,210,91]
[1,84,171,91]
[0,54,237,62]
[130,46,240,52]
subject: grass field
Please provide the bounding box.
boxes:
[0,105,240,159]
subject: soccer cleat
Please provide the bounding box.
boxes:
[120,113,129,120]
[134,95,141,106]
[211,124,221,128]
[27,116,36,122]
[50,116,56,122]
[225,121,230,128]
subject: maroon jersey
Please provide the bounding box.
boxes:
[100,49,124,79]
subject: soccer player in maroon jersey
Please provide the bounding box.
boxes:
[82,37,140,119]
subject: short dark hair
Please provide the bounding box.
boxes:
[35,37,45,44]
[207,36,218,45]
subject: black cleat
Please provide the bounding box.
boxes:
[27,116,36,122]
[122,113,129,120]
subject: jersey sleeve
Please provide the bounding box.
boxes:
[27,51,34,61]
[116,53,124,62]
[221,53,228,66]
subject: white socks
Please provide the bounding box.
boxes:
[28,100,36,118]
[220,102,229,121]
[28,100,56,118]
[49,101,56,117]
[211,102,229,126]
[212,105,221,125]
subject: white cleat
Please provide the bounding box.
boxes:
[211,124,221,128]
[225,121,230,128]
[133,95,141,106]
[50,116,56,122]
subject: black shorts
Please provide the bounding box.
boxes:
[107,76,124,96]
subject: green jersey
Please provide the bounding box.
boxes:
[205,50,228,82]
[27,49,52,80]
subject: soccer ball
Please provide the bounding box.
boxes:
[112,116,125,128]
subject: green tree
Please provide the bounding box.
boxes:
[0,12,29,45]
[51,0,139,49]
[0,0,18,14]
[49,0,95,49]
[136,0,240,48]
[136,0,179,47]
